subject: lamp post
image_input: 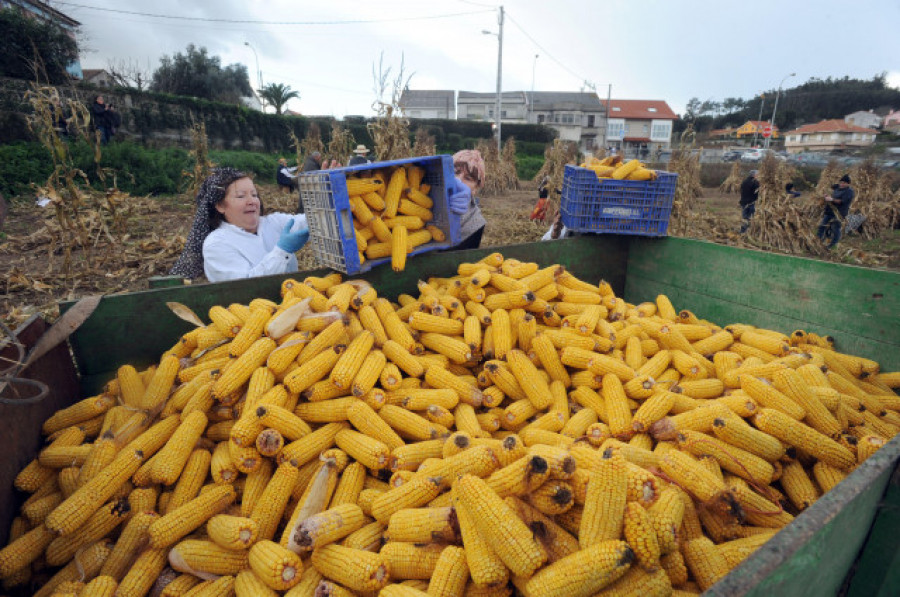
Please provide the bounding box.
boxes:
[530,54,539,122]
[767,72,796,149]
[244,41,262,90]
[481,5,504,154]
[753,94,765,147]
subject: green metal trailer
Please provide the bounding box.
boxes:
[4,235,899,595]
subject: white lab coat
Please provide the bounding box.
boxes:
[203,212,307,282]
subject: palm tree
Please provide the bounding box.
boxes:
[259,83,300,115]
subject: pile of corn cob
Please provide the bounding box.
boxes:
[2,253,899,597]
[581,156,658,181]
[344,165,446,272]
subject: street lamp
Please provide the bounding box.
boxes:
[244,41,262,90]
[530,54,539,122]
[753,94,765,147]
[767,72,796,149]
[482,5,504,154]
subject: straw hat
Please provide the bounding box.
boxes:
[353,144,370,155]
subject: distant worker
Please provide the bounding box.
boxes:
[739,169,759,233]
[817,174,855,249]
[170,167,309,282]
[348,144,372,166]
[448,149,487,250]
[302,151,323,172]
[785,182,801,198]
[276,157,298,193]
[91,95,113,144]
[530,176,550,223]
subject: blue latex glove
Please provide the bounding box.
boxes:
[276,218,309,253]
[448,176,472,215]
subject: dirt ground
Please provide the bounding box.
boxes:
[1,183,897,330]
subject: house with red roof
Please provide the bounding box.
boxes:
[783,119,878,153]
[604,99,678,158]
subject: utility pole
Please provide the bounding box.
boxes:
[482,7,504,154]
[605,83,612,151]
[530,54,539,122]
[496,6,504,154]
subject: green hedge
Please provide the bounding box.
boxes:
[0,141,290,197]
[516,155,544,181]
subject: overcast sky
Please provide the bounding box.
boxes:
[66,0,900,118]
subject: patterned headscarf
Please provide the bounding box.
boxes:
[452,149,485,192]
[170,167,248,279]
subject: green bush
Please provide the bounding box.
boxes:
[516,155,544,181]
[0,142,53,196]
[210,150,279,183]
[516,140,547,157]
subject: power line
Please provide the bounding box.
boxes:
[54,2,493,25]
[504,12,593,88]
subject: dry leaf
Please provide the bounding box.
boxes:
[166,302,206,328]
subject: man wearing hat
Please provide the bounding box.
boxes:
[276,157,298,193]
[739,169,759,233]
[817,174,855,248]
[348,144,372,166]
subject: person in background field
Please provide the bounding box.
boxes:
[817,174,855,249]
[785,182,801,198]
[91,95,113,144]
[170,167,309,282]
[448,149,487,250]
[302,151,323,172]
[530,176,550,223]
[739,169,759,233]
[348,144,372,166]
[276,157,298,193]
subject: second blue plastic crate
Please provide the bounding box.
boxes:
[560,165,678,236]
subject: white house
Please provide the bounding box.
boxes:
[844,110,882,129]
[456,91,528,123]
[784,120,877,153]
[604,99,677,157]
[399,90,456,120]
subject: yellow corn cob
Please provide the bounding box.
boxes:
[379,404,446,441]
[681,537,730,591]
[33,540,110,597]
[386,506,458,543]
[310,543,390,592]
[247,540,303,590]
[255,403,312,441]
[677,429,774,485]
[780,460,820,510]
[453,473,545,577]
[283,344,346,394]
[391,438,444,471]
[579,448,627,547]
[116,364,145,407]
[148,483,236,548]
[169,539,248,577]
[657,446,727,502]
[527,480,574,516]
[421,544,467,597]
[45,448,144,535]
[139,354,181,410]
[378,542,444,581]
[453,495,509,587]
[709,412,785,461]
[115,547,168,597]
[97,510,158,581]
[78,575,117,596]
[347,400,405,450]
[523,540,634,597]
[0,524,56,577]
[753,408,856,470]
[234,569,278,597]
[857,435,886,463]
[812,461,848,493]
[45,497,130,566]
[250,460,299,541]
[622,501,661,571]
[207,514,258,550]
[42,394,116,435]
[372,474,443,522]
[150,410,208,485]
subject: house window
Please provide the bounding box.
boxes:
[488,109,494,118]
[501,110,507,118]
[612,107,621,112]
[648,107,657,113]
[538,114,545,124]
[560,113,574,124]
[607,119,625,140]
[650,121,671,141]
[832,133,840,140]
[587,115,595,127]
[643,124,649,134]
[816,134,823,141]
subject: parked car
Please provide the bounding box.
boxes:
[723,150,743,162]
[788,153,830,167]
[741,148,786,163]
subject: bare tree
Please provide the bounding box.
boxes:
[106,57,151,91]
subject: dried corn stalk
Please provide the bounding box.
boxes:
[476,138,518,197]
[719,162,743,195]
[368,53,412,161]
[326,122,356,166]
[668,128,702,236]
[182,120,214,201]
[847,159,900,239]
[411,127,436,158]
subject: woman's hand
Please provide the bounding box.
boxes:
[277,218,309,253]
[448,176,472,215]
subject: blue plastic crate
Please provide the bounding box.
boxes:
[560,165,678,236]
[298,155,460,275]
